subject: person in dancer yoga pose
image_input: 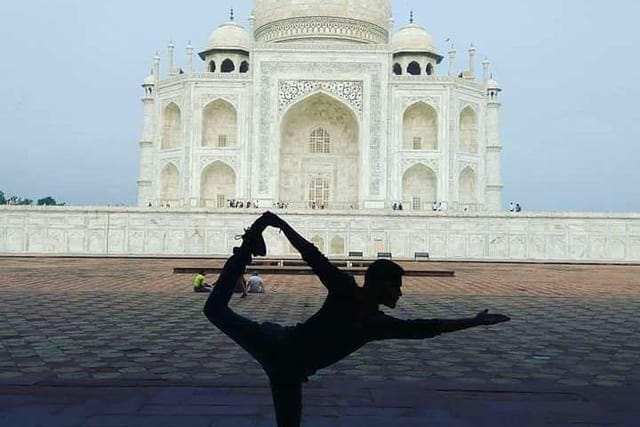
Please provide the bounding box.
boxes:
[204,212,510,427]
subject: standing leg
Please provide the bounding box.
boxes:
[269,377,302,427]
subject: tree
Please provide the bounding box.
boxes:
[0,190,5,205]
[37,196,57,206]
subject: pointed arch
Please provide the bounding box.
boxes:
[160,162,180,203]
[239,61,249,73]
[402,164,437,211]
[459,106,478,153]
[161,103,181,150]
[200,161,236,208]
[221,58,235,73]
[330,236,345,255]
[403,102,438,150]
[311,235,325,252]
[426,63,434,76]
[393,63,402,75]
[208,60,216,73]
[202,99,237,148]
[279,92,360,209]
[407,61,421,75]
[459,166,477,206]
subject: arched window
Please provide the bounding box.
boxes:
[309,128,331,153]
[161,103,181,150]
[403,103,438,150]
[407,61,421,75]
[311,236,325,252]
[160,163,180,204]
[221,59,235,73]
[239,61,249,73]
[459,107,478,153]
[393,63,402,75]
[202,99,237,148]
[308,177,330,209]
[459,167,477,207]
[426,63,434,76]
[330,236,345,255]
[209,61,216,73]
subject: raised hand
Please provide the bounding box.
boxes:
[261,211,286,228]
[474,309,510,325]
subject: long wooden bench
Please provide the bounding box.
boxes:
[174,265,454,277]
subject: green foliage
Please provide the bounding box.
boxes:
[0,190,5,205]
[37,196,57,206]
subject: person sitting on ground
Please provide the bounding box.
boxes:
[193,271,212,293]
[203,212,510,427]
[247,272,265,293]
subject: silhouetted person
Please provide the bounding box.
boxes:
[203,212,510,427]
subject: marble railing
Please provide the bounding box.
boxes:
[1,206,639,262]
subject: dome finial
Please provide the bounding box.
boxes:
[409,10,414,24]
[230,7,234,21]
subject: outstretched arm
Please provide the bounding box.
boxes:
[374,310,510,340]
[262,212,347,291]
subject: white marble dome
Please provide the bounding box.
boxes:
[392,23,437,54]
[204,22,252,52]
[252,0,392,44]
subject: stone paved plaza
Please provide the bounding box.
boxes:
[1,256,639,426]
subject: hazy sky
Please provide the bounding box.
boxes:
[1,0,639,212]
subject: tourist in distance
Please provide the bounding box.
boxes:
[203,212,510,427]
[247,271,265,293]
[193,271,212,293]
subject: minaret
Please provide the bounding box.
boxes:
[167,41,176,76]
[485,74,503,211]
[448,45,456,77]
[468,44,476,80]
[153,51,160,83]
[137,63,157,207]
[186,41,194,74]
[482,57,490,84]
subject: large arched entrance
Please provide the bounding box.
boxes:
[279,93,360,209]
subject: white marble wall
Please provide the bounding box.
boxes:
[1,207,639,262]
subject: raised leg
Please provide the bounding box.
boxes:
[269,377,302,427]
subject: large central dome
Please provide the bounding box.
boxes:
[252,0,392,44]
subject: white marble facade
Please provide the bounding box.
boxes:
[2,207,640,262]
[137,0,504,213]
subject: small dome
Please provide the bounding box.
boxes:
[204,22,252,52]
[392,23,438,54]
[487,77,501,90]
[142,72,155,86]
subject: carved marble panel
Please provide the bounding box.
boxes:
[27,229,45,252]
[48,229,65,253]
[488,234,507,258]
[68,230,85,253]
[6,228,24,252]
[128,230,145,253]
[167,230,185,253]
[279,80,363,115]
[88,231,106,253]
[548,235,568,259]
[108,230,126,253]
[448,234,467,258]
[429,233,446,258]
[469,235,486,257]
[509,235,526,259]
[569,235,587,259]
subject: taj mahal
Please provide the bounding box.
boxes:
[138,0,503,213]
[1,0,638,262]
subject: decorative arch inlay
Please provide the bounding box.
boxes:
[260,61,383,195]
[402,159,439,174]
[279,80,363,116]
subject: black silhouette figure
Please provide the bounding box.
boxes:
[204,212,510,427]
